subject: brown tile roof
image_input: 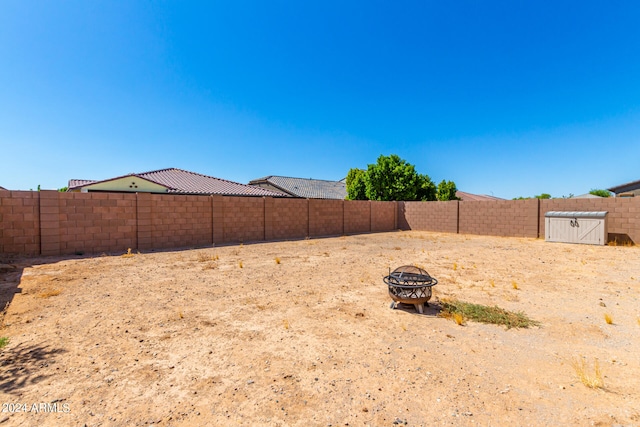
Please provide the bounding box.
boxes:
[68,168,286,197]
[456,191,504,201]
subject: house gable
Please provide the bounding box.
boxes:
[76,175,169,193]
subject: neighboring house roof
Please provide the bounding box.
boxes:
[0,186,6,191]
[68,168,285,197]
[607,179,640,195]
[249,176,347,199]
[456,191,504,202]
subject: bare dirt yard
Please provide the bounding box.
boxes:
[0,231,639,426]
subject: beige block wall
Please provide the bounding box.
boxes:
[398,201,458,233]
[459,199,539,238]
[3,191,640,257]
[309,199,343,237]
[56,192,137,255]
[147,194,213,249]
[0,190,40,255]
[265,197,308,240]
[220,196,265,243]
[344,200,370,234]
[371,201,397,231]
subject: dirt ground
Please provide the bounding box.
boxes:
[0,230,639,427]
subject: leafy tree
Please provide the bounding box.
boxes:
[345,154,444,201]
[436,180,460,201]
[535,193,551,199]
[589,189,611,198]
[417,174,437,201]
[345,168,367,200]
[364,154,437,201]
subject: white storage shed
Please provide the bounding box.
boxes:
[545,211,608,246]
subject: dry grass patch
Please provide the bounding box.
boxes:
[37,289,62,298]
[572,357,604,389]
[440,299,538,329]
[604,313,613,325]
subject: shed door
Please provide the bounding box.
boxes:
[574,218,605,245]
[546,217,575,243]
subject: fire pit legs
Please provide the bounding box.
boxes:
[390,301,427,313]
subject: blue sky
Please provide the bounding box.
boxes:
[1,1,639,199]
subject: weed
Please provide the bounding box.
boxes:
[197,252,216,262]
[400,323,407,331]
[604,313,613,325]
[571,357,604,389]
[453,263,458,271]
[0,337,9,349]
[239,261,243,268]
[38,289,61,298]
[178,310,184,319]
[275,257,281,264]
[490,279,496,288]
[394,247,402,251]
[122,248,134,258]
[512,281,519,290]
[283,319,289,329]
[202,261,217,270]
[637,317,640,326]
[453,313,464,326]
[439,299,538,329]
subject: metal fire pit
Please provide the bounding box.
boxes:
[384,265,438,314]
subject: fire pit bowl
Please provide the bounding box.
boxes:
[384,265,438,314]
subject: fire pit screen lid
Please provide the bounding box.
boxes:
[384,265,437,287]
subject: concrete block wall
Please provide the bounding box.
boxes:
[398,201,458,233]
[344,200,370,234]
[371,201,397,231]
[0,190,40,255]
[309,199,344,237]
[3,190,640,257]
[219,196,265,244]
[265,197,309,241]
[56,192,137,255]
[540,197,640,243]
[147,194,213,249]
[459,199,539,238]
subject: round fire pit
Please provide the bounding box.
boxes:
[384,265,438,314]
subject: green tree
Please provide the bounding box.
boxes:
[364,154,435,201]
[589,189,611,198]
[345,168,367,200]
[535,193,551,199]
[436,180,460,201]
[417,174,437,201]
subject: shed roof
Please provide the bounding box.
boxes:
[456,191,504,201]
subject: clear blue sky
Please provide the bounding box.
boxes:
[1,1,639,199]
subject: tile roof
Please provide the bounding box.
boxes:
[249,176,347,199]
[456,191,504,201]
[607,179,640,194]
[68,168,285,197]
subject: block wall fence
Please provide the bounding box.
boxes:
[0,191,397,256]
[1,190,639,256]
